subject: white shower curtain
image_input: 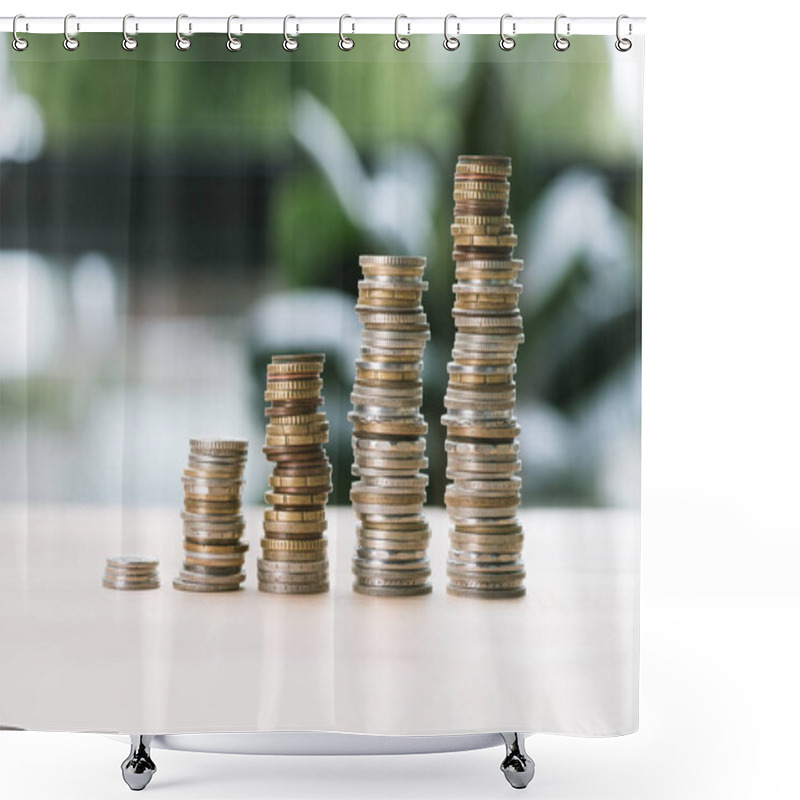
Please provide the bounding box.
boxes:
[0,30,642,736]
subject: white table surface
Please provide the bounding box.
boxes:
[0,505,639,737]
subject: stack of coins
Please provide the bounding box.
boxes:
[260,354,331,594]
[103,556,160,591]
[442,155,526,599]
[349,255,432,597]
[173,438,249,593]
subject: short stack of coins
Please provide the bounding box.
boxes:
[349,255,432,597]
[260,354,331,594]
[174,438,249,593]
[442,155,526,598]
[103,556,160,591]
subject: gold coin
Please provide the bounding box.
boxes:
[267,361,323,375]
[272,353,325,363]
[260,536,328,551]
[269,472,332,489]
[183,541,249,554]
[189,437,248,454]
[183,499,242,515]
[359,255,426,268]
[262,519,328,536]
[264,508,326,522]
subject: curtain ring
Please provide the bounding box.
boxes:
[443,14,460,51]
[176,14,191,50]
[63,13,79,51]
[12,14,29,52]
[499,14,515,51]
[122,14,138,51]
[283,15,299,51]
[227,15,242,51]
[338,14,355,51]
[615,15,632,52]
[394,15,410,51]
[553,14,570,51]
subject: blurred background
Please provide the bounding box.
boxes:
[0,33,642,508]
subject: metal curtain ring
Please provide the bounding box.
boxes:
[122,14,138,51]
[339,14,355,50]
[443,14,460,51]
[499,14,515,51]
[12,14,29,51]
[283,15,299,51]
[227,15,242,51]
[394,15,410,51]
[63,13,79,51]
[615,14,632,51]
[553,14,570,51]
[176,13,191,50]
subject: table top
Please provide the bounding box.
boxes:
[1,505,639,737]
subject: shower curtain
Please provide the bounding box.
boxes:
[0,30,643,737]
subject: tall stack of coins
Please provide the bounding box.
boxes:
[103,556,160,591]
[442,155,526,598]
[260,354,331,594]
[349,255,432,597]
[174,438,249,593]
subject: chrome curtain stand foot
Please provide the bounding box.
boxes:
[500,732,535,789]
[121,735,157,791]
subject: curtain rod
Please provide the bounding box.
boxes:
[1,15,645,37]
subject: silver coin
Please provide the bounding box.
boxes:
[447,560,525,575]
[449,549,521,564]
[442,410,517,424]
[446,461,521,477]
[350,394,423,410]
[446,584,525,599]
[447,574,525,591]
[182,563,242,576]
[449,536,524,553]
[257,558,328,575]
[353,377,423,391]
[177,570,246,586]
[356,546,429,561]
[183,553,247,567]
[450,477,521,493]
[106,556,159,571]
[447,362,516,375]
[353,437,426,453]
[445,440,519,457]
[352,503,425,518]
[103,578,160,591]
[357,538,431,553]
[104,570,160,584]
[352,583,432,597]
[353,557,430,573]
[351,481,427,497]
[255,568,328,583]
[359,345,427,359]
[258,581,329,594]
[357,526,431,541]
[184,529,247,543]
[349,407,425,421]
[356,474,429,489]
[173,577,241,593]
[352,461,429,476]
[181,510,245,526]
[352,572,431,587]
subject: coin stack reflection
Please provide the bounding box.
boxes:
[260,354,331,594]
[174,438,249,592]
[442,155,526,598]
[349,255,432,596]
